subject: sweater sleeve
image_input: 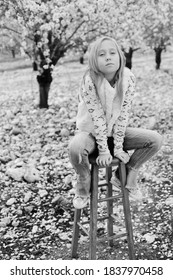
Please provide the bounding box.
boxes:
[81,74,110,155]
[113,72,136,153]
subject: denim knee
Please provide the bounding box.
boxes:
[69,137,84,165]
[69,132,94,165]
[150,131,163,152]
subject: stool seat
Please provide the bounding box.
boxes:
[71,156,135,260]
[89,155,119,165]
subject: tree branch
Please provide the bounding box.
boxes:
[64,20,85,46]
[51,20,85,61]
[2,24,34,41]
[133,47,140,52]
[3,0,36,34]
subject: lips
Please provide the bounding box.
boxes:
[105,63,114,66]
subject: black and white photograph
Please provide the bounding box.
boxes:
[0,0,173,278]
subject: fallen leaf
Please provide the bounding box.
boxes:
[143,233,157,244]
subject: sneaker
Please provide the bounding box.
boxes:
[110,174,121,191]
[73,195,90,209]
[125,185,143,201]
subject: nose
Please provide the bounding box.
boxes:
[105,54,111,61]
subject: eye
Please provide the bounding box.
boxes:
[99,53,105,56]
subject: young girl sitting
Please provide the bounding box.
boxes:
[69,36,162,209]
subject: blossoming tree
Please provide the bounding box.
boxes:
[1,0,172,109]
[142,0,173,69]
[1,0,116,108]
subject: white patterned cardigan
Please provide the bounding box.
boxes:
[76,67,136,156]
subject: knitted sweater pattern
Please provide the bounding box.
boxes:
[76,67,136,156]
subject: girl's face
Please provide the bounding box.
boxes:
[97,39,120,81]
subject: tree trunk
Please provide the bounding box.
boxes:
[37,69,52,109]
[123,47,140,69]
[38,82,51,109]
[123,47,133,69]
[79,56,84,64]
[11,49,15,58]
[154,47,163,70]
[79,46,87,64]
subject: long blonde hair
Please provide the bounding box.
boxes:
[84,36,125,103]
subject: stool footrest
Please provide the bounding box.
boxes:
[78,212,124,227]
[79,214,114,226]
[78,220,127,243]
[98,194,122,203]
[99,232,127,243]
[77,222,89,236]
[111,214,125,226]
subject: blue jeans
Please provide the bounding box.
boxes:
[69,128,163,196]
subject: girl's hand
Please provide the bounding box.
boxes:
[96,153,112,166]
[114,150,130,164]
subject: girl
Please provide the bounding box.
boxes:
[69,36,162,209]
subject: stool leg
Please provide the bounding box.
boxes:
[71,209,81,258]
[119,162,135,260]
[106,166,114,247]
[89,163,98,260]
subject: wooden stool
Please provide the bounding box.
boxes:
[71,156,135,260]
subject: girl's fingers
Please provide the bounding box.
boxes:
[96,155,112,166]
[116,153,129,164]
